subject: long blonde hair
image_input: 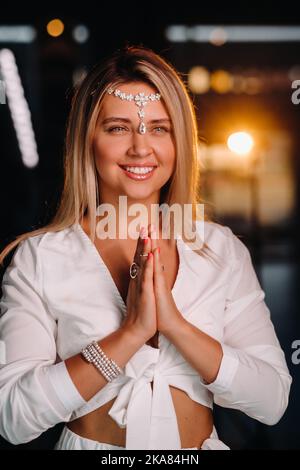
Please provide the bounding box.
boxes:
[0,45,217,267]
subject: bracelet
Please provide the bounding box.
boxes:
[81,341,124,382]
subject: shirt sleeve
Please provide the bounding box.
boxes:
[0,236,85,445]
[201,226,292,425]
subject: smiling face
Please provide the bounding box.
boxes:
[93,82,176,205]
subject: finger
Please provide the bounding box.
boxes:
[153,247,166,290]
[142,251,153,285]
[138,233,151,268]
[149,224,159,252]
[133,226,150,268]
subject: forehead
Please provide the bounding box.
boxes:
[100,82,169,118]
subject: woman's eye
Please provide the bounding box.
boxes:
[105,126,170,134]
[107,126,126,133]
[153,127,169,133]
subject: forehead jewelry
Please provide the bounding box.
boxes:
[107,87,161,135]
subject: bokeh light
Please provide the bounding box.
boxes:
[227,131,254,155]
[47,19,64,37]
[188,66,210,93]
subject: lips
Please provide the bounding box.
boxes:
[118,164,158,168]
[118,164,157,180]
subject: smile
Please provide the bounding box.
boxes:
[119,165,157,180]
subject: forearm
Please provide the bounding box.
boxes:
[162,317,223,384]
[65,326,146,401]
[162,317,291,425]
[0,326,146,445]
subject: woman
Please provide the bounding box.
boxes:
[0,46,292,450]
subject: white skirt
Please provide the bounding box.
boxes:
[54,425,230,450]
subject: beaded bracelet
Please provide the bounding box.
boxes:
[81,340,124,382]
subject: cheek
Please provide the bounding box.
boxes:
[93,138,120,168]
[163,142,176,170]
[155,137,175,159]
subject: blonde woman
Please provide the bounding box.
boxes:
[0,46,292,450]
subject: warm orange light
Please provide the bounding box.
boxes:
[227,132,254,155]
[188,66,210,94]
[47,19,64,37]
[210,70,233,93]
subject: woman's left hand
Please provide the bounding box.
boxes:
[150,225,184,335]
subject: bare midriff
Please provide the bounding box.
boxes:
[67,385,213,449]
[71,218,214,449]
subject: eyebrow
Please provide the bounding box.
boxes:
[101,117,171,125]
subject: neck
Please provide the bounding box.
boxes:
[97,191,162,239]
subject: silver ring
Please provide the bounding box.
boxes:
[140,253,148,257]
[129,262,139,279]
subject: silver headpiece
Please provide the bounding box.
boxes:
[106,87,161,134]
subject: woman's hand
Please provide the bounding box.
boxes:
[150,226,183,335]
[121,226,157,342]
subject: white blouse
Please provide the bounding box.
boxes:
[0,221,292,449]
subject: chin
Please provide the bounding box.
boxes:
[122,186,157,201]
[125,191,156,201]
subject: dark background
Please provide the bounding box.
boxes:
[0,1,299,449]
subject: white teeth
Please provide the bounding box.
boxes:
[124,166,154,174]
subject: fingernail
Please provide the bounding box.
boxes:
[140,226,146,237]
[143,237,148,244]
[148,252,153,260]
[157,247,160,254]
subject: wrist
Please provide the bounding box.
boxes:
[119,324,150,345]
[159,314,188,339]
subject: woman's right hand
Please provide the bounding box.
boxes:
[121,225,157,342]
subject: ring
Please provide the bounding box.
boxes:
[140,253,148,257]
[129,262,139,279]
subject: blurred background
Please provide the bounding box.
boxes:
[0,1,299,450]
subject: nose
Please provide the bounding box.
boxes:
[127,131,153,158]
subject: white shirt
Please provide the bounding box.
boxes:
[0,221,292,449]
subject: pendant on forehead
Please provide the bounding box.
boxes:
[107,87,161,134]
[139,122,146,134]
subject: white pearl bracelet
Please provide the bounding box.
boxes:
[81,340,124,382]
